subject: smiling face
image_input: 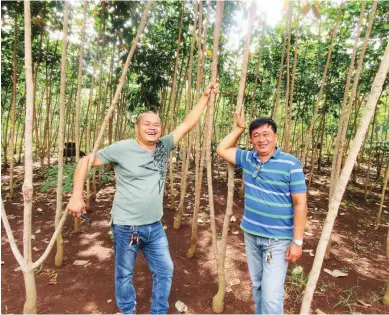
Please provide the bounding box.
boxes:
[250,123,278,160]
[135,112,162,147]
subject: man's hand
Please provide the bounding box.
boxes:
[233,111,246,129]
[284,242,302,262]
[203,83,219,97]
[68,194,86,217]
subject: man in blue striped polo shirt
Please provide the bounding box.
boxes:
[216,115,307,314]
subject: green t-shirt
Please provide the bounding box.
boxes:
[97,134,174,225]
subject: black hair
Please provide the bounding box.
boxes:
[136,111,160,125]
[249,117,277,136]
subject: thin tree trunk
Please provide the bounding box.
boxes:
[187,0,209,259]
[272,15,288,122]
[54,2,70,267]
[301,7,342,167]
[205,1,225,312]
[213,2,255,313]
[168,3,184,211]
[9,3,19,198]
[174,0,198,230]
[375,162,389,229]
[282,1,293,152]
[300,41,389,314]
[332,0,377,198]
[284,1,300,153]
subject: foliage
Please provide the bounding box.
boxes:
[40,164,114,192]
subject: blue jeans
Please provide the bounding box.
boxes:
[244,232,291,314]
[112,221,174,314]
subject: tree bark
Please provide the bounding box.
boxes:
[9,2,19,198]
[375,162,389,229]
[300,41,389,314]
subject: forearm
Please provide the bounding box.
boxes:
[293,203,307,240]
[72,156,90,197]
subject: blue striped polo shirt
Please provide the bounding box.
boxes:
[235,147,307,239]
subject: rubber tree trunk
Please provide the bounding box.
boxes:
[168,2,184,211]
[332,0,377,199]
[383,226,389,305]
[375,162,389,229]
[73,0,88,233]
[9,3,19,198]
[301,7,342,167]
[300,42,389,314]
[282,1,292,151]
[54,1,70,268]
[284,0,300,153]
[187,0,210,259]
[212,2,255,313]
[174,0,199,230]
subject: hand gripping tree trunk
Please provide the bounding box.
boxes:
[1,2,152,312]
[300,42,389,314]
[210,2,256,313]
[54,1,70,268]
[301,7,342,167]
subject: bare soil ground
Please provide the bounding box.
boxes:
[1,160,388,314]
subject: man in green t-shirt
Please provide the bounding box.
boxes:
[68,83,218,314]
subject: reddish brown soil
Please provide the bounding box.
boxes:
[1,161,389,314]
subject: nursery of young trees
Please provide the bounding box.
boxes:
[1,0,389,314]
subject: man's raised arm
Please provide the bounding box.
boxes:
[68,154,104,217]
[216,112,246,165]
[172,83,219,146]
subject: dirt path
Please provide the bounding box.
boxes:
[1,162,388,314]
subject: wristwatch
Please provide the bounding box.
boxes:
[292,239,303,247]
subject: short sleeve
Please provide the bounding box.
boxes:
[289,160,307,194]
[235,148,250,168]
[160,134,174,153]
[97,142,121,165]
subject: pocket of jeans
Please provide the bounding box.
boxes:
[113,224,134,233]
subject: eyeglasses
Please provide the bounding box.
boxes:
[252,163,263,179]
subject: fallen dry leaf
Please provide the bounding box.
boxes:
[47,280,59,285]
[230,215,236,222]
[35,229,41,234]
[37,208,43,212]
[32,247,40,252]
[232,231,239,235]
[1,261,4,265]
[184,269,189,275]
[226,286,232,292]
[14,266,22,272]
[73,260,90,266]
[31,235,35,240]
[107,299,112,303]
[304,232,314,236]
[229,279,240,286]
[175,300,188,313]
[163,225,168,230]
[324,268,348,277]
[315,308,326,314]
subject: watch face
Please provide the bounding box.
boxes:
[293,240,303,246]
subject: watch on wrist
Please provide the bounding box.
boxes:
[292,239,303,247]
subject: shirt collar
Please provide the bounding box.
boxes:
[253,147,281,162]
